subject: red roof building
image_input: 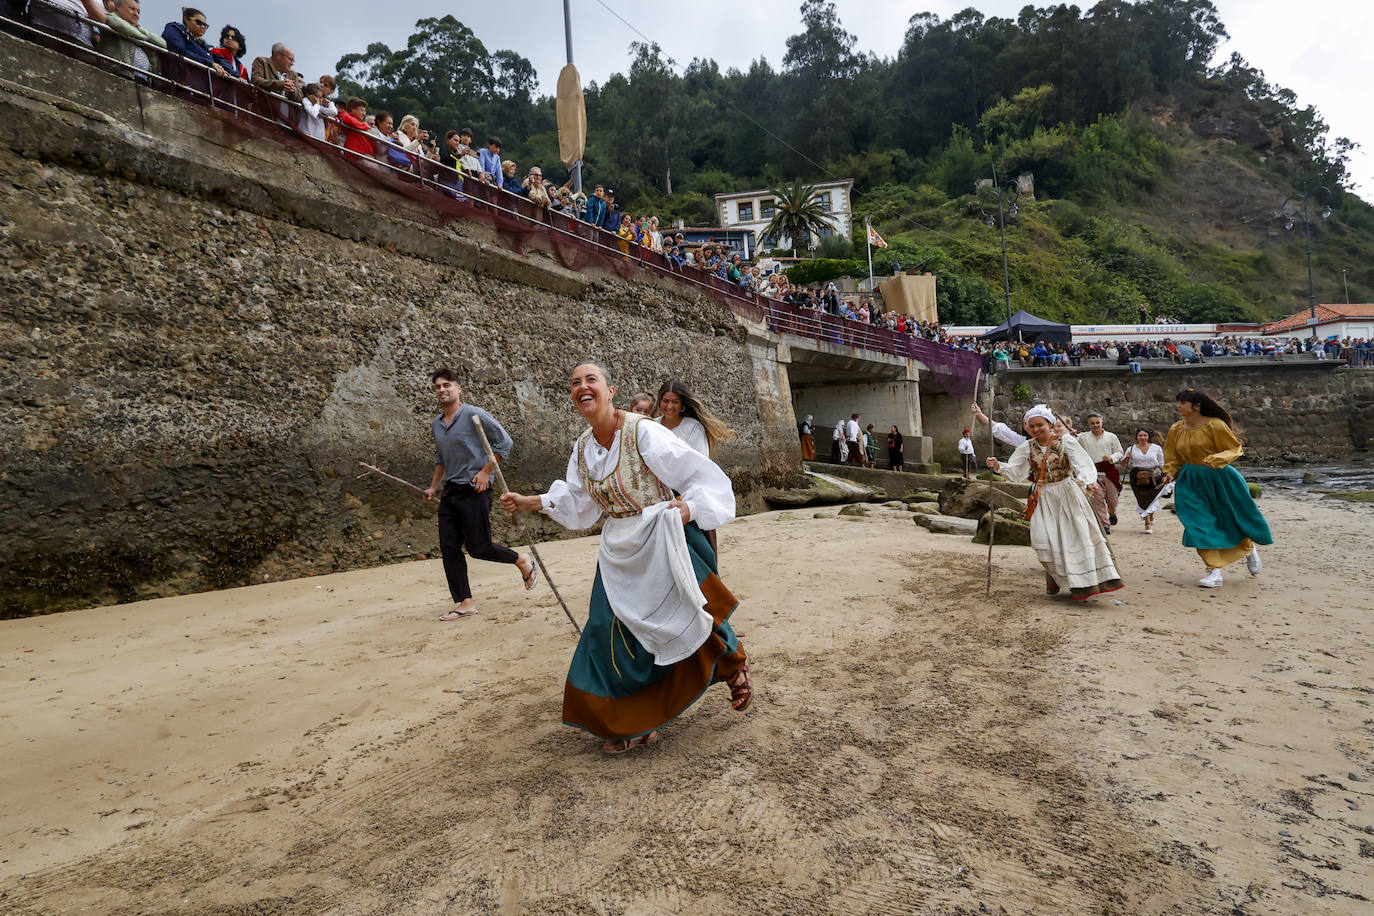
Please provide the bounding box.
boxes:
[1262,304,1374,336]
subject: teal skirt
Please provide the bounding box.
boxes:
[1173,464,1273,551]
[562,521,744,740]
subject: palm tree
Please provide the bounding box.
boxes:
[760,179,833,258]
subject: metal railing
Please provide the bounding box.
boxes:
[2,9,981,378]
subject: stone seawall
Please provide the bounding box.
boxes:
[986,363,1374,459]
[0,34,794,615]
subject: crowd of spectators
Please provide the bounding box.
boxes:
[978,335,1374,370]
[14,4,1372,371]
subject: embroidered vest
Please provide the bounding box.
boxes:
[576,413,672,519]
[1029,439,1074,484]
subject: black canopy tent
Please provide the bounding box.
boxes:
[978,310,1071,345]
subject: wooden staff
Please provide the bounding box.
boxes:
[982,370,996,595]
[357,461,428,495]
[471,414,581,636]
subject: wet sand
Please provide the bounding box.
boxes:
[1,492,1371,914]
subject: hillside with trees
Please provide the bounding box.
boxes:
[335,1,1373,325]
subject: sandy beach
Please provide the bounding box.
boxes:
[1,490,1371,914]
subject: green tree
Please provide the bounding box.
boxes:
[760,179,833,256]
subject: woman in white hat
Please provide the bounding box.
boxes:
[986,405,1123,599]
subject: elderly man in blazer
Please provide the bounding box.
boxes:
[251,42,303,124]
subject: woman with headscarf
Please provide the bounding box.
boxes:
[500,361,751,754]
[986,404,1123,600]
[1163,388,1271,588]
[799,415,816,461]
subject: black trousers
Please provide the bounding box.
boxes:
[437,484,518,603]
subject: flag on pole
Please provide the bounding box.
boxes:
[867,224,888,249]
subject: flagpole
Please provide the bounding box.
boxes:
[866,216,874,293]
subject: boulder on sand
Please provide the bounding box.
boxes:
[973,508,1033,547]
[913,513,979,535]
[762,473,886,508]
[938,477,1028,520]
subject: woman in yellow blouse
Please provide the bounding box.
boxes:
[1162,388,1272,588]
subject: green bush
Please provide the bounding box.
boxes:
[785,258,863,286]
[1011,383,1033,401]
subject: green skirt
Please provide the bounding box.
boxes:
[562,522,743,740]
[1173,464,1273,551]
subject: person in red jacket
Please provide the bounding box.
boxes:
[337,97,373,159]
[210,24,249,80]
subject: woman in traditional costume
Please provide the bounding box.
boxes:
[986,405,1123,600]
[654,380,733,556]
[799,415,816,461]
[1124,427,1165,534]
[1162,388,1271,588]
[654,380,731,458]
[501,362,751,754]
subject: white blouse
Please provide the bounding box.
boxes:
[1126,443,1164,469]
[654,415,709,457]
[539,418,734,532]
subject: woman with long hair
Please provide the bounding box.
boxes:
[500,361,751,754]
[1124,427,1165,533]
[986,405,1123,600]
[1163,388,1271,587]
[655,380,733,556]
[654,380,732,458]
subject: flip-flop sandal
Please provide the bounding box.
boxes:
[438,609,477,621]
[522,560,538,591]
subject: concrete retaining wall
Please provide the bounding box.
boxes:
[0,33,795,615]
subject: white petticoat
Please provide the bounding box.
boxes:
[1031,478,1121,589]
[597,501,712,666]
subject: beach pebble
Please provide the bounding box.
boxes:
[1279,830,1291,837]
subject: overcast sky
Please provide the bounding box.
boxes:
[194,0,1370,198]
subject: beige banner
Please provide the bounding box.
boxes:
[878,273,939,323]
[556,63,586,169]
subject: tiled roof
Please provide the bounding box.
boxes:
[1263,304,1374,333]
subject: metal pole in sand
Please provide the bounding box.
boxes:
[470,415,581,636]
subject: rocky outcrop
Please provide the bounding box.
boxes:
[973,508,1034,547]
[938,477,1029,519]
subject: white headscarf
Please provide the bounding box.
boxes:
[1023,404,1055,425]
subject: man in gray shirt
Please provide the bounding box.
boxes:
[422,368,535,620]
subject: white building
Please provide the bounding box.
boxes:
[1263,304,1374,339]
[713,179,854,253]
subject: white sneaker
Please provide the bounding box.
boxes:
[1246,548,1262,576]
[1198,569,1224,588]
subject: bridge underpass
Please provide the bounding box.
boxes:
[777,339,964,468]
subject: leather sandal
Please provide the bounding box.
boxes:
[727,664,752,711]
[602,730,659,755]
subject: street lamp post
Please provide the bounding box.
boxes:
[978,171,1020,340]
[1277,185,1333,339]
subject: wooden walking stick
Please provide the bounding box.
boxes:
[357,461,429,495]
[470,415,581,636]
[983,371,996,595]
